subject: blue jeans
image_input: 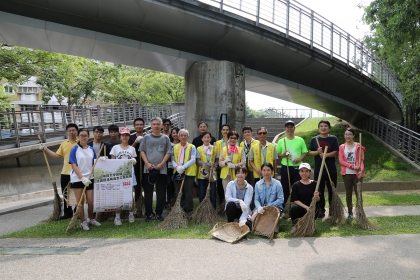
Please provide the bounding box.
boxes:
[197,178,216,209]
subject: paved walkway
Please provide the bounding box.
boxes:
[1,197,420,279]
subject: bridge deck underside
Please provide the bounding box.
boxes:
[0,0,402,124]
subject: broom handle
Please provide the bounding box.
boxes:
[315,137,334,185]
[358,133,362,180]
[38,135,56,184]
[284,138,291,191]
[315,147,328,192]
[74,144,104,209]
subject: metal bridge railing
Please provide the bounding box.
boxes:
[361,115,420,164]
[196,0,402,107]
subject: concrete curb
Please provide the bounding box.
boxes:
[0,199,53,216]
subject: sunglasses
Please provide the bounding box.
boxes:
[258,132,267,135]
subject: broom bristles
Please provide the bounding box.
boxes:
[192,186,218,225]
[44,183,62,222]
[66,203,83,233]
[355,183,378,230]
[135,194,145,218]
[283,196,292,215]
[294,198,317,237]
[328,185,345,226]
[156,192,187,230]
[216,200,226,216]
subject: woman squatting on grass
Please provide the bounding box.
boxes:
[69,128,101,231]
[289,163,320,234]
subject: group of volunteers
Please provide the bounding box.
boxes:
[39,117,365,232]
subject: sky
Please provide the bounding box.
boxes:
[246,0,372,110]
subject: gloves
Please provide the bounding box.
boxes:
[219,161,226,167]
[227,162,235,169]
[176,166,185,174]
[130,158,137,165]
[258,207,265,214]
[238,220,246,227]
[239,200,247,213]
[39,143,47,151]
[226,155,232,163]
[81,177,92,187]
[99,156,107,161]
[203,162,210,171]
[135,136,143,143]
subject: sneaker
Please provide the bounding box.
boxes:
[145,213,155,222]
[114,216,122,226]
[80,221,90,231]
[156,215,164,221]
[346,215,353,221]
[290,226,297,234]
[129,214,135,223]
[88,218,101,227]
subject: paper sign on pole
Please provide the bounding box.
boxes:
[94,159,133,212]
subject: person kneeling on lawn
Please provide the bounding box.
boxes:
[289,163,320,234]
[251,163,284,223]
[225,165,253,226]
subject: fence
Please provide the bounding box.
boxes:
[195,0,402,107]
[265,108,332,118]
[360,115,420,164]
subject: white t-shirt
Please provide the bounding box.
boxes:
[345,144,357,174]
[110,145,137,185]
[69,145,96,182]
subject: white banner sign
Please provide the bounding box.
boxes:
[94,159,133,212]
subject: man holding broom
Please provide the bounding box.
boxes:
[129,118,145,206]
[276,120,308,213]
[308,120,339,219]
[39,123,79,220]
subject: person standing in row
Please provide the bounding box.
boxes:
[276,120,308,210]
[88,126,109,159]
[216,124,231,203]
[308,120,339,218]
[129,118,145,205]
[40,123,79,219]
[106,124,121,155]
[69,128,101,230]
[240,126,259,187]
[139,117,172,222]
[109,127,138,225]
[196,132,217,209]
[162,119,171,137]
[219,130,246,192]
[338,128,365,221]
[249,127,278,183]
[171,129,197,217]
[166,127,180,208]
[192,121,216,148]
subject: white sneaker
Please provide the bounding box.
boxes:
[80,221,90,231]
[88,218,101,227]
[114,216,122,226]
[128,214,135,223]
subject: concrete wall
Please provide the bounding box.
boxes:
[185,61,245,138]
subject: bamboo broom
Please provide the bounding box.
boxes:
[157,177,188,230]
[282,138,292,218]
[355,133,377,230]
[192,168,219,225]
[294,147,328,237]
[38,135,61,222]
[66,144,103,233]
[315,137,345,226]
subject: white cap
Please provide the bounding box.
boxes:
[299,163,311,171]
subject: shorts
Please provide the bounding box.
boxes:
[71,180,94,191]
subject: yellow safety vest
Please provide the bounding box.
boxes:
[196,145,217,179]
[173,143,197,176]
[240,139,260,171]
[251,143,276,178]
[220,146,244,179]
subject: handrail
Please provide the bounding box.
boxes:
[194,0,402,106]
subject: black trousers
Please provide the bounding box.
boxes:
[133,157,143,202]
[290,205,318,225]
[314,171,337,212]
[280,165,301,208]
[225,201,242,222]
[166,168,175,204]
[60,174,73,216]
[143,174,167,216]
[216,169,224,204]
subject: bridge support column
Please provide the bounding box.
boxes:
[185,61,245,138]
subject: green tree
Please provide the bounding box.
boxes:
[363,0,420,127]
[245,103,269,118]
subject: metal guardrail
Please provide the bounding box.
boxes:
[0,104,174,149]
[361,115,420,164]
[265,108,332,118]
[196,0,402,106]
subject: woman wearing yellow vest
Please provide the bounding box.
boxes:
[219,130,246,192]
[240,126,259,186]
[249,127,278,184]
[171,129,197,217]
[196,132,217,209]
[215,124,231,205]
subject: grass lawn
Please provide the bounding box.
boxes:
[2,191,420,240]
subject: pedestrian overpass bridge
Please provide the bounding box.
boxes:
[0,0,403,125]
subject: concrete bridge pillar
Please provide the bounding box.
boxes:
[185,61,245,138]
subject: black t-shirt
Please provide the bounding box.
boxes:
[192,134,216,148]
[308,135,339,175]
[291,180,317,207]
